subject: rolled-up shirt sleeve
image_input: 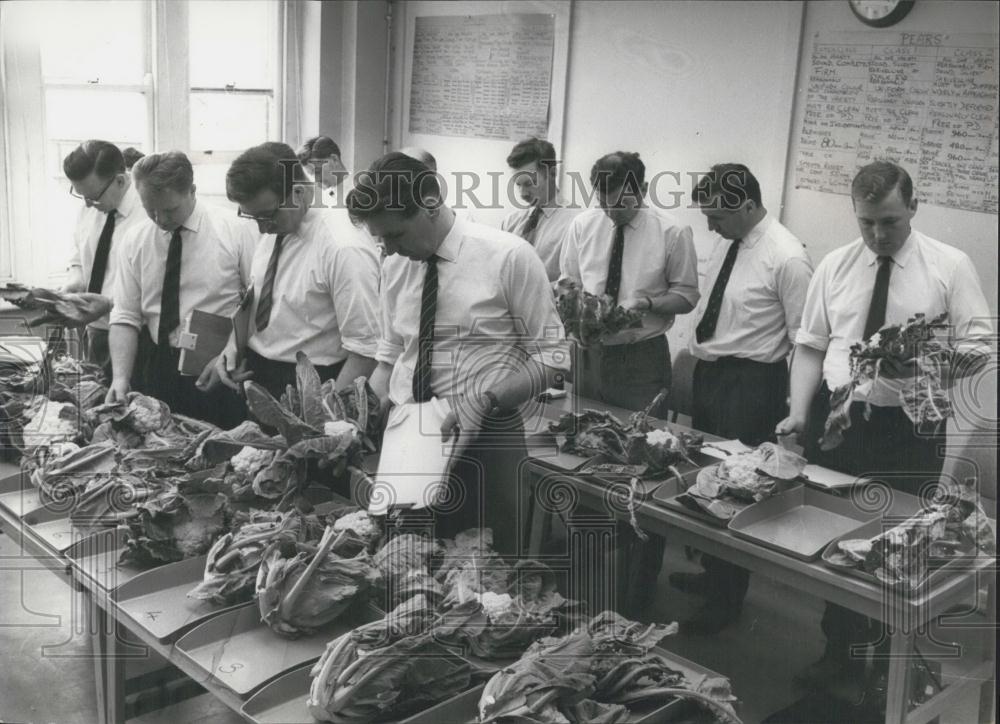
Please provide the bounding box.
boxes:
[504,244,570,371]
[557,216,582,285]
[795,262,832,351]
[947,254,993,350]
[375,265,405,366]
[328,245,380,358]
[777,256,814,346]
[663,225,700,307]
[108,230,143,331]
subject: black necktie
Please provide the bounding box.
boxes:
[158,228,183,346]
[520,205,543,244]
[255,234,286,332]
[863,255,893,340]
[695,238,742,344]
[412,255,439,403]
[605,223,626,303]
[87,210,116,294]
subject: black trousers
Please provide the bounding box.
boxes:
[245,348,345,400]
[579,335,671,418]
[807,384,946,664]
[692,357,790,612]
[138,329,246,429]
[386,411,526,556]
[84,327,112,383]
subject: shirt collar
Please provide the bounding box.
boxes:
[181,200,204,234]
[115,182,140,220]
[540,194,566,218]
[741,212,773,249]
[433,214,464,263]
[862,229,916,268]
[620,205,648,231]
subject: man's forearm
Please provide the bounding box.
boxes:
[489,360,561,410]
[650,291,695,316]
[335,352,377,390]
[109,324,139,384]
[369,361,393,403]
[788,344,825,421]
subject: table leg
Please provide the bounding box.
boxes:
[978,579,996,724]
[884,627,915,724]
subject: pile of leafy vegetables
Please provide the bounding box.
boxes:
[188,507,326,606]
[478,611,741,723]
[308,594,473,724]
[237,353,379,508]
[554,279,644,345]
[549,394,703,479]
[257,524,380,638]
[828,479,996,590]
[821,313,988,450]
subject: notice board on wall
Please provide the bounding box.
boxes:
[794,31,998,214]
[408,13,555,141]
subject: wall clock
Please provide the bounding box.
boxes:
[849,0,915,27]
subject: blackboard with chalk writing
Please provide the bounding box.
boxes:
[794,31,998,214]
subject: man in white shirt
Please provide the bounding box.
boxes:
[559,151,700,416]
[297,136,351,208]
[500,138,579,282]
[398,146,478,224]
[63,140,147,376]
[671,164,813,635]
[776,161,993,692]
[218,142,380,398]
[347,152,570,553]
[108,151,253,428]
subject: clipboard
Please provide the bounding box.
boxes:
[177,310,233,376]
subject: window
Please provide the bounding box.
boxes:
[0,0,287,285]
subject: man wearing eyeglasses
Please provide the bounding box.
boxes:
[107,151,254,428]
[217,142,380,398]
[63,140,147,377]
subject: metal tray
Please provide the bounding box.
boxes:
[174,599,382,698]
[652,468,800,528]
[728,486,881,561]
[241,644,720,724]
[820,516,995,594]
[66,527,147,592]
[113,554,248,643]
[20,504,115,556]
[0,467,46,517]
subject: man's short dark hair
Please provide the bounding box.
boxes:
[346,152,441,222]
[226,142,308,204]
[692,163,763,210]
[122,147,145,171]
[507,137,557,171]
[590,151,645,195]
[296,135,341,164]
[851,161,914,206]
[63,140,125,182]
[132,151,194,194]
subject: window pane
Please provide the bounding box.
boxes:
[45,90,148,151]
[38,1,146,85]
[189,0,276,89]
[190,93,271,152]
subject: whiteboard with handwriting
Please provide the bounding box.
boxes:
[794,31,998,215]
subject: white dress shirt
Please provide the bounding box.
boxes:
[111,201,255,348]
[689,214,813,364]
[796,229,993,406]
[501,202,580,282]
[248,207,380,365]
[559,206,700,345]
[68,181,146,330]
[376,217,570,406]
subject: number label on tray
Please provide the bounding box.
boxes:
[144,611,162,621]
[218,662,244,675]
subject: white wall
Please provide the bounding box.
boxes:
[782,0,1000,313]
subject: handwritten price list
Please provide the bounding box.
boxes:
[795,32,998,214]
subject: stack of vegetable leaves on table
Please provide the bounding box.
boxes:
[307,527,742,723]
[824,478,996,591]
[821,313,990,451]
[678,443,807,523]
